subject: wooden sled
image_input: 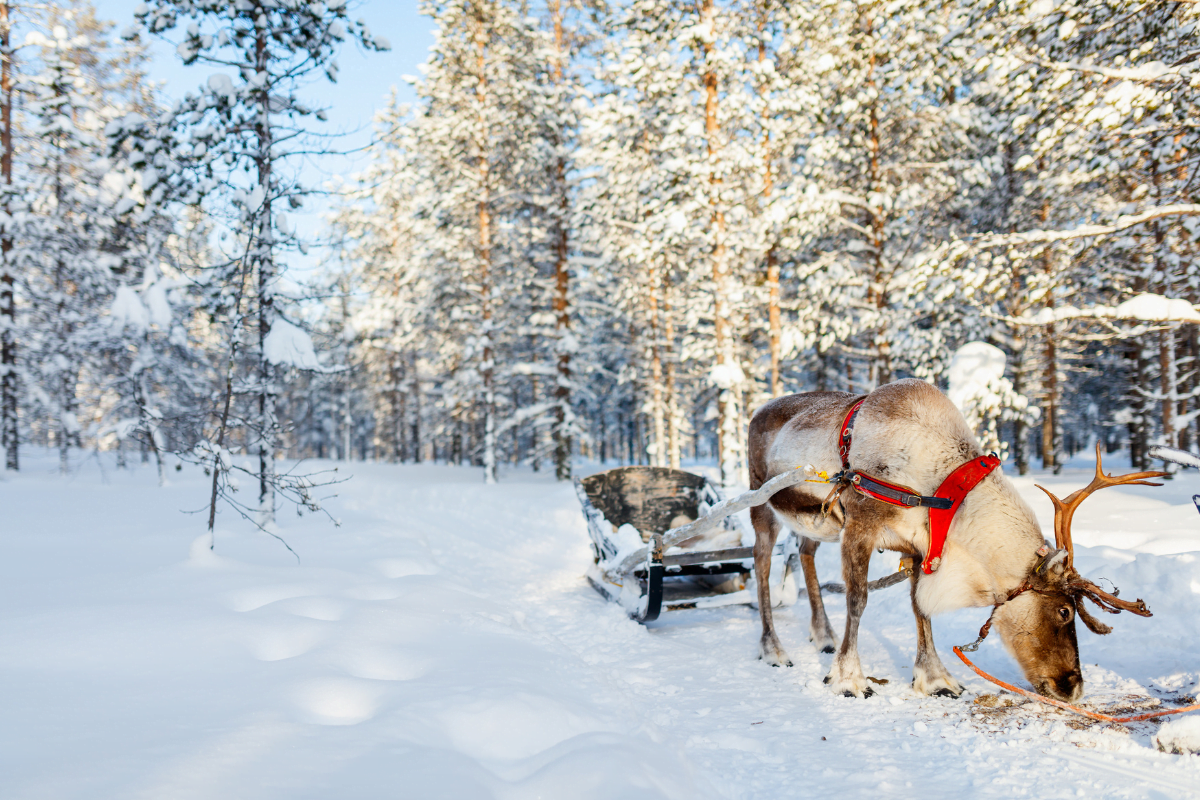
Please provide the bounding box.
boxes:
[575,466,799,623]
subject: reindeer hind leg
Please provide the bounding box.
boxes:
[799,537,839,653]
[750,503,791,667]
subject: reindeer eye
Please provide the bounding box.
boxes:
[1058,606,1073,623]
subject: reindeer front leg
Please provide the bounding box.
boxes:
[908,567,964,698]
[825,530,874,697]
[751,503,791,667]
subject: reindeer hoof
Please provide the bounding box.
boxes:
[759,638,793,667]
[840,687,875,699]
[933,687,961,698]
[823,675,831,684]
[821,645,835,654]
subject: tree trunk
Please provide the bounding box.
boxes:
[1161,327,1177,452]
[648,266,665,467]
[410,350,421,462]
[702,0,738,485]
[756,12,782,398]
[255,29,277,524]
[1041,324,1059,473]
[1038,192,1060,473]
[0,0,15,472]
[862,10,891,386]
[1012,335,1029,475]
[474,22,497,485]
[549,0,572,481]
[663,273,680,469]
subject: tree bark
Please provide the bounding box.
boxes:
[757,9,781,398]
[410,350,421,463]
[702,0,738,485]
[648,267,665,467]
[549,0,572,481]
[254,27,277,523]
[473,17,496,484]
[861,10,891,386]
[1012,335,1029,475]
[663,273,680,469]
[0,0,15,471]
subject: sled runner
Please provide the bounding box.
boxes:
[1148,445,1200,514]
[575,466,799,623]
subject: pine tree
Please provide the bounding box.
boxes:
[120,0,387,524]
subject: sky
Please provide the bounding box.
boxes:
[91,0,437,275]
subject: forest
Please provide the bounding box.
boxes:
[0,0,1193,525]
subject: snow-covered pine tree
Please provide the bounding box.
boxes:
[122,0,387,522]
[331,95,431,464]
[542,0,587,481]
[579,0,761,484]
[20,20,118,473]
[804,0,977,392]
[406,0,554,483]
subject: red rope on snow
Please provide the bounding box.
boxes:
[953,646,1200,724]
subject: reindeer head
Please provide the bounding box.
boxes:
[990,444,1162,702]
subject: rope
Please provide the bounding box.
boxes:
[817,570,909,594]
[953,646,1200,724]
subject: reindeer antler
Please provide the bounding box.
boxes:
[1065,576,1153,617]
[1035,443,1168,569]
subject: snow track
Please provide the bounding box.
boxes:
[3,451,1200,798]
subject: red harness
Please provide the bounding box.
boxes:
[837,398,1001,575]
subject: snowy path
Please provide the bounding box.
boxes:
[3,453,1200,798]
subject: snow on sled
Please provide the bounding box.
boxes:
[1148,445,1200,515]
[575,466,799,623]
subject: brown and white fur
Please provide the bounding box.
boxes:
[749,379,1085,701]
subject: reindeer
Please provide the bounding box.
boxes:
[748,379,1159,700]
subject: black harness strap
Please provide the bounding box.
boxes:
[848,471,954,510]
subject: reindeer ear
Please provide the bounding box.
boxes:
[1033,548,1068,578]
[1077,601,1114,635]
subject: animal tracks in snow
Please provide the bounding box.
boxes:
[290,677,384,726]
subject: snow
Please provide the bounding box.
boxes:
[3,449,1200,797]
[947,341,1007,408]
[1026,292,1200,325]
[108,285,150,331]
[1156,716,1200,755]
[1114,293,1200,322]
[206,73,234,98]
[709,363,745,390]
[144,281,173,327]
[946,342,1030,458]
[263,319,322,370]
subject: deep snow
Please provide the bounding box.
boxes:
[3,449,1200,799]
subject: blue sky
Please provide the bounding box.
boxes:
[91,0,436,274]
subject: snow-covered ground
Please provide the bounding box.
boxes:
[3,449,1200,799]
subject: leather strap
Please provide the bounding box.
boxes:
[838,398,866,470]
[924,454,1001,574]
[848,471,954,510]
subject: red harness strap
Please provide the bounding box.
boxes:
[924,454,1001,574]
[836,396,1001,575]
[838,398,866,470]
